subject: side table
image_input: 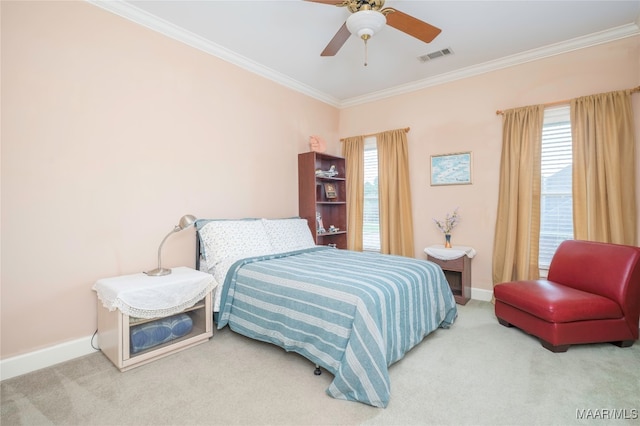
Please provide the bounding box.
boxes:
[424,245,476,305]
[93,267,216,371]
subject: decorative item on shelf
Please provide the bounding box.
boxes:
[324,183,337,199]
[315,165,339,178]
[433,208,460,249]
[145,214,197,276]
[316,211,326,234]
[309,135,327,153]
[329,225,340,233]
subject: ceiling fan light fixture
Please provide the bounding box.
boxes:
[346,9,386,40]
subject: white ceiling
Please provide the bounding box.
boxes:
[92,0,640,107]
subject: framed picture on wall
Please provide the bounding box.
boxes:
[430,152,472,186]
[324,183,337,199]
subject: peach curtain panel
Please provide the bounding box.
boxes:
[342,136,365,251]
[571,89,637,246]
[377,129,415,256]
[492,105,545,285]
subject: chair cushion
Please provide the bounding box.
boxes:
[494,280,623,323]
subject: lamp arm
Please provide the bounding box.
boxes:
[156,226,179,270]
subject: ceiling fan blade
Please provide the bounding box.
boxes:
[321,22,351,56]
[384,8,441,44]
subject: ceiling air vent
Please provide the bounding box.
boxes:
[418,48,453,63]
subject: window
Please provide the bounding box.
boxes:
[363,137,380,252]
[539,106,573,268]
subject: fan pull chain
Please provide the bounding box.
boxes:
[364,38,368,66]
[359,34,371,66]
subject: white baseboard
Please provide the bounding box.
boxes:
[471,287,494,302]
[1,334,98,381]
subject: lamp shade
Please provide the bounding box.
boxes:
[178,214,196,230]
[346,9,386,39]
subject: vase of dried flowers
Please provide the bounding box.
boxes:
[434,208,459,249]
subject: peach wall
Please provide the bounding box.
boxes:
[338,36,640,295]
[1,1,338,358]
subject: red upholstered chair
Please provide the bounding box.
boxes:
[494,240,640,352]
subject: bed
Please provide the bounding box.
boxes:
[196,217,457,408]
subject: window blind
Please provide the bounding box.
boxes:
[539,106,573,268]
[363,137,380,252]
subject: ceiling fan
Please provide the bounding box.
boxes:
[307,0,441,63]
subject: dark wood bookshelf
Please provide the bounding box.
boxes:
[298,152,347,249]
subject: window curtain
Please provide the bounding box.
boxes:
[571,89,637,246]
[492,105,544,285]
[377,129,415,256]
[342,136,365,251]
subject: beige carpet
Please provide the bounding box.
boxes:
[2,300,639,425]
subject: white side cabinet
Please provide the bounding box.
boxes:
[94,267,215,372]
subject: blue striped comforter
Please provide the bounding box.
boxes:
[217,247,457,408]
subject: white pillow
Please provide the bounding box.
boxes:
[263,218,316,253]
[198,219,275,284]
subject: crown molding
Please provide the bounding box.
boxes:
[340,22,640,108]
[88,1,637,109]
[87,0,342,107]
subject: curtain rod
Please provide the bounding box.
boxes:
[340,127,410,141]
[495,86,640,115]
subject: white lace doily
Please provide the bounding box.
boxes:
[424,245,476,260]
[93,267,216,318]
